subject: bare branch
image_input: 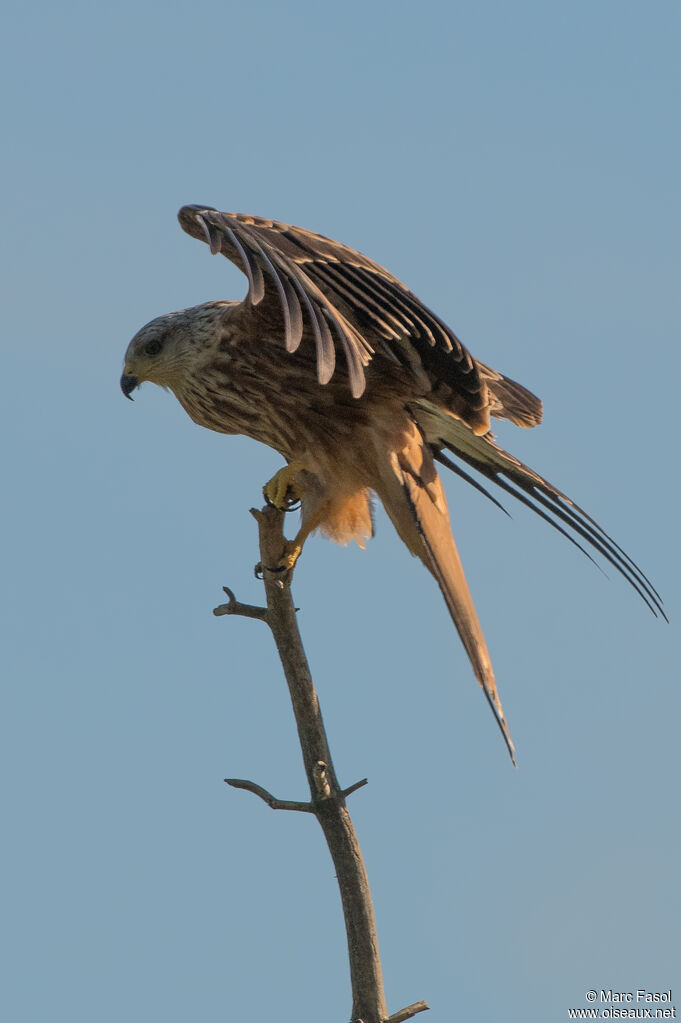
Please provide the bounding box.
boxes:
[213,586,268,622]
[224,778,314,813]
[342,778,369,798]
[218,504,427,1022]
[385,1000,430,1023]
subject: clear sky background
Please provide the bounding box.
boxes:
[2,2,679,1021]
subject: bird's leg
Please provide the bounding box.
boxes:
[263,458,309,510]
[259,458,322,574]
[275,508,327,572]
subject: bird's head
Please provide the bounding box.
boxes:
[121,301,234,399]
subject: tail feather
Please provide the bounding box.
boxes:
[412,399,666,621]
[377,440,517,765]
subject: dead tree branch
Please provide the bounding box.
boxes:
[214,504,429,1023]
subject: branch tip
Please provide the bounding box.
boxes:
[385,1000,430,1023]
[213,587,268,622]
[342,778,369,798]
[225,778,313,813]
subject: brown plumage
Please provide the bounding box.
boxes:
[121,206,664,764]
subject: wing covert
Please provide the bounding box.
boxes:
[177,205,488,416]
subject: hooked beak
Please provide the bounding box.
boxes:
[120,373,138,400]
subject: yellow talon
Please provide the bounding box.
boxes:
[263,459,307,509]
[260,459,319,575]
[277,540,303,572]
[255,540,303,578]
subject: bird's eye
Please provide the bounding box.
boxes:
[144,339,163,357]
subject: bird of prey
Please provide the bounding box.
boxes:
[121,205,664,763]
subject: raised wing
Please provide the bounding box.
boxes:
[177,205,492,425]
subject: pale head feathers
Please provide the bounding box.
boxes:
[123,301,235,391]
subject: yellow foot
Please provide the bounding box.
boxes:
[263,460,307,510]
[254,540,303,579]
[276,539,303,572]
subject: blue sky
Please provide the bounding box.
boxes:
[2,2,679,1020]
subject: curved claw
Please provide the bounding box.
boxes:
[263,491,301,512]
[263,460,307,510]
[276,540,303,572]
[253,540,303,578]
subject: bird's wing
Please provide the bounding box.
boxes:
[177,205,497,428]
[411,400,666,620]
